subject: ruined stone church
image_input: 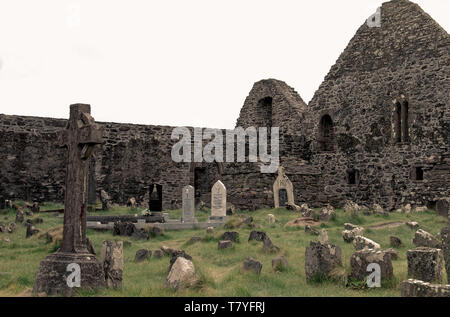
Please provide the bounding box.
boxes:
[0,0,449,211]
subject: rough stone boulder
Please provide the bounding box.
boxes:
[150,225,164,237]
[226,202,236,215]
[406,221,419,229]
[305,241,342,282]
[390,236,402,247]
[300,204,314,218]
[113,221,135,236]
[127,197,137,209]
[222,231,239,242]
[305,225,319,235]
[350,249,393,281]
[436,198,450,217]
[0,222,6,233]
[135,249,152,262]
[272,255,288,272]
[166,257,196,289]
[402,204,412,214]
[384,248,399,260]
[440,227,450,282]
[343,201,360,214]
[189,236,202,244]
[342,224,364,243]
[353,236,381,251]
[169,250,192,271]
[262,236,280,253]
[319,205,335,222]
[26,224,40,238]
[7,222,17,233]
[100,189,111,210]
[373,204,385,215]
[413,229,441,248]
[401,279,450,297]
[218,240,233,249]
[248,231,268,243]
[161,245,176,256]
[153,249,164,258]
[15,209,24,223]
[242,257,262,274]
[31,202,40,214]
[133,228,150,240]
[101,240,123,289]
[414,206,427,213]
[286,202,301,212]
[407,247,443,283]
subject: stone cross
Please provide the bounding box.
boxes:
[59,104,103,253]
[182,185,196,223]
[211,180,226,217]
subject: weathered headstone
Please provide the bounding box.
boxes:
[441,227,450,283]
[407,247,443,283]
[149,184,163,212]
[210,180,226,218]
[33,104,105,296]
[350,249,393,281]
[436,198,450,217]
[101,240,123,289]
[273,166,295,208]
[305,241,342,282]
[181,185,196,223]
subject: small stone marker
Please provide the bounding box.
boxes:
[242,257,262,274]
[272,255,288,271]
[182,185,196,223]
[268,214,275,224]
[390,236,402,247]
[101,240,123,289]
[218,240,233,249]
[135,249,152,262]
[318,229,329,244]
[211,180,226,218]
[273,166,295,208]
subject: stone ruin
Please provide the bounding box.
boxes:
[0,0,448,213]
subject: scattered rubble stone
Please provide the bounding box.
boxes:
[242,257,262,274]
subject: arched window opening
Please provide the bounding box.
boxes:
[319,114,334,151]
[394,100,409,143]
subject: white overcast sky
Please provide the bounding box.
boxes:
[0,0,448,129]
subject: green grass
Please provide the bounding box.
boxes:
[0,202,448,297]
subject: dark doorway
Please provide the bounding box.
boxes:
[279,189,288,207]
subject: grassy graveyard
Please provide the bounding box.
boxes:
[0,201,448,297]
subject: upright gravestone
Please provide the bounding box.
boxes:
[182,185,196,223]
[273,166,295,208]
[210,180,226,219]
[33,104,106,296]
[149,184,163,212]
